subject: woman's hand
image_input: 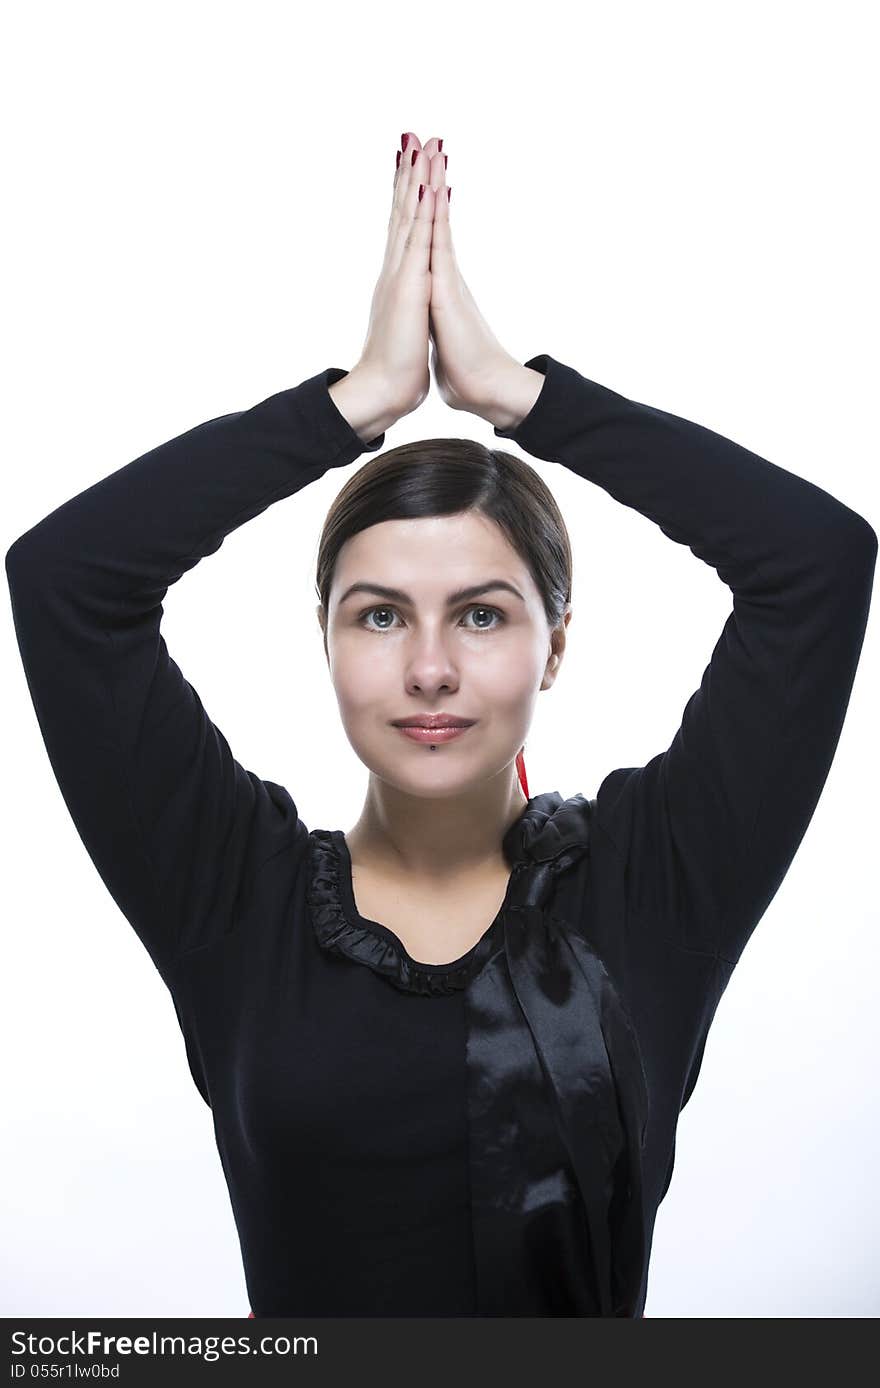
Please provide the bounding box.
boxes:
[426,143,539,427]
[347,132,446,424]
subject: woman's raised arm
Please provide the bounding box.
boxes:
[5,367,386,982]
[426,145,876,975]
[491,352,877,972]
[5,133,443,985]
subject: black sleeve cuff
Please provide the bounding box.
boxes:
[318,366,386,455]
[492,353,598,464]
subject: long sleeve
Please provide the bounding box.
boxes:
[5,366,384,983]
[494,354,877,970]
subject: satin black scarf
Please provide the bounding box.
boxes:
[466,793,650,1316]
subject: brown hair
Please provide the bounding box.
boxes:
[315,437,572,657]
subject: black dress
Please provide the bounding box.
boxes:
[5,354,876,1316]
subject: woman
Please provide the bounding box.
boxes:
[6,131,876,1319]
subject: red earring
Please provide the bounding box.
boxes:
[515,746,530,798]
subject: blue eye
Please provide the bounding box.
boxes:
[358,605,505,633]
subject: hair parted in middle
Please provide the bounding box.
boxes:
[315,436,573,657]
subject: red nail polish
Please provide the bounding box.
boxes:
[401,133,409,152]
[396,149,401,170]
[447,186,451,202]
[438,139,443,152]
[411,147,418,166]
[418,184,425,201]
[443,154,448,170]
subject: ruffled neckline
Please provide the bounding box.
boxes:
[306,791,594,996]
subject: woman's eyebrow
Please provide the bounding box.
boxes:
[337,580,526,606]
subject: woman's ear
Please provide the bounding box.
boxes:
[542,608,570,690]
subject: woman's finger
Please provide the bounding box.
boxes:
[390,145,432,270]
[429,147,454,291]
[395,132,422,181]
[391,132,422,224]
[388,132,421,241]
[406,170,435,278]
[390,138,424,244]
[428,146,448,194]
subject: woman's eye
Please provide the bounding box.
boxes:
[358,605,504,633]
[360,606,398,631]
[464,606,504,630]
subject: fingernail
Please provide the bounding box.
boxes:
[418,184,425,201]
[443,154,448,170]
[396,149,401,170]
[447,186,452,203]
[401,133,410,152]
[411,147,418,166]
[438,139,443,152]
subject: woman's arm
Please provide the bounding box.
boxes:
[5,365,388,982]
[491,354,877,970]
[5,131,442,986]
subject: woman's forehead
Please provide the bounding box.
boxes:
[336,511,521,571]
[330,520,538,613]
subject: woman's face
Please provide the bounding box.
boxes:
[320,511,569,798]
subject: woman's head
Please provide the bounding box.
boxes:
[315,438,572,800]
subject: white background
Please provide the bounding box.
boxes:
[2,0,877,1319]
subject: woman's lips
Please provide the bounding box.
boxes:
[395,725,473,743]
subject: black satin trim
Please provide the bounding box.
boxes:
[305,791,592,996]
[307,826,507,995]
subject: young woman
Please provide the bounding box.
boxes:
[6,131,876,1319]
